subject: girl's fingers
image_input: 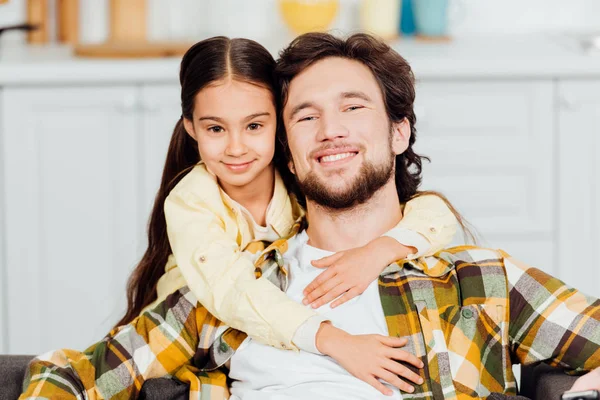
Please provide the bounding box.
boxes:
[378,335,409,348]
[303,269,336,297]
[303,276,342,305]
[310,283,348,309]
[387,348,424,369]
[365,375,394,396]
[376,369,414,394]
[382,359,424,385]
[330,288,360,308]
[311,252,344,269]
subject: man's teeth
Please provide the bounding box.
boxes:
[320,152,354,163]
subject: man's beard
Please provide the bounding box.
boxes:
[295,149,395,210]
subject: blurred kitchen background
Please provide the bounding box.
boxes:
[0,0,599,356]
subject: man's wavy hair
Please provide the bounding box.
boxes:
[275,32,473,239]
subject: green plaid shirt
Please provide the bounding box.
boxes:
[20,228,600,399]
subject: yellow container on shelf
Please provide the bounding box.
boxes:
[278,0,339,35]
[359,0,401,40]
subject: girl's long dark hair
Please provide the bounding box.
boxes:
[115,37,295,327]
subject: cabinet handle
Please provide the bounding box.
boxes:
[117,95,138,113]
[141,102,160,113]
[414,105,426,123]
[560,94,580,111]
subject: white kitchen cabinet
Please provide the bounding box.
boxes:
[137,85,181,248]
[557,80,600,297]
[414,81,556,275]
[0,88,5,353]
[1,86,143,354]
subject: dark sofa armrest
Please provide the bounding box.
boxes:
[521,363,580,400]
[0,355,188,400]
[0,355,34,400]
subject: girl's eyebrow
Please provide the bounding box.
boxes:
[198,112,271,123]
[243,112,270,122]
[198,116,224,122]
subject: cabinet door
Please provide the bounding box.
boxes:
[414,81,555,274]
[2,86,142,354]
[136,85,181,248]
[557,80,600,297]
[0,88,5,353]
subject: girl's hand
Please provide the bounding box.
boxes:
[303,237,415,309]
[316,323,424,395]
[569,367,600,391]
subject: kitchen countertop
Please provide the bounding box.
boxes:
[1,34,600,85]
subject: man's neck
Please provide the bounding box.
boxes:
[305,179,403,252]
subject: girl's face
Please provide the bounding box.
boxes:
[184,79,277,194]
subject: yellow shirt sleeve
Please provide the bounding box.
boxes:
[164,188,316,351]
[397,194,459,256]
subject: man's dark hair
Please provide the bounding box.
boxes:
[275,32,423,203]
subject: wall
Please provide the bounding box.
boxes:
[1,0,600,46]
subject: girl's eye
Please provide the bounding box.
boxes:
[208,126,224,133]
[247,123,262,131]
[345,105,363,112]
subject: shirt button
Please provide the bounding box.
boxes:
[429,227,437,233]
[219,342,229,352]
[462,308,474,319]
[280,342,287,349]
[274,250,284,266]
[199,255,206,263]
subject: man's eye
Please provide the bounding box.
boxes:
[345,105,363,112]
[247,123,262,131]
[208,126,224,133]
[299,116,316,122]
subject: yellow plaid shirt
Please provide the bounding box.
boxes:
[20,225,600,399]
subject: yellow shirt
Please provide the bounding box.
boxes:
[149,163,457,351]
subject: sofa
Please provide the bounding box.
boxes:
[0,355,578,400]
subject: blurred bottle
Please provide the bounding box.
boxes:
[27,0,49,44]
[412,0,449,37]
[57,0,79,44]
[400,0,416,36]
[359,0,400,40]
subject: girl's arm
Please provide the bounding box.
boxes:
[165,187,317,351]
[303,194,458,308]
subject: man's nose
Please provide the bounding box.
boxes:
[225,133,249,157]
[316,114,349,141]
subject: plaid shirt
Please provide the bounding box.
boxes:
[20,226,600,399]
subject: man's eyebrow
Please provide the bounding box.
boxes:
[341,91,372,102]
[288,102,316,121]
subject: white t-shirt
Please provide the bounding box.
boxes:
[229,230,403,400]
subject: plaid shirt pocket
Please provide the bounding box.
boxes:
[416,299,514,399]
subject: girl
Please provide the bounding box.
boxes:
[115,37,459,394]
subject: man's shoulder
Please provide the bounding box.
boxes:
[432,245,509,268]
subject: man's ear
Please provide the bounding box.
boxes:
[288,160,296,175]
[391,118,411,155]
[182,118,197,141]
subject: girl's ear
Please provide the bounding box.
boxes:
[391,118,411,155]
[183,117,197,140]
